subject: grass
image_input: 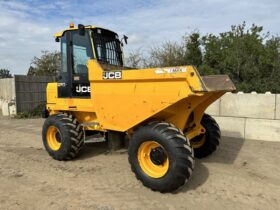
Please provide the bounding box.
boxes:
[14,104,44,119]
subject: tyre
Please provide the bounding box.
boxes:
[42,113,84,160]
[191,114,221,158]
[128,122,194,192]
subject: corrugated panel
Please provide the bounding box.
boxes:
[14,75,55,113]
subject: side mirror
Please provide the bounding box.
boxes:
[78,24,85,36]
[55,37,60,42]
[124,35,128,44]
[120,35,128,46]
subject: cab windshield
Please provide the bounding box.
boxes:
[92,29,123,66]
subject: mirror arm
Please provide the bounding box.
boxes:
[78,24,86,36]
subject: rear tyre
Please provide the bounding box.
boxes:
[192,114,221,158]
[42,113,84,160]
[128,122,194,192]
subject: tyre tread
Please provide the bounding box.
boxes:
[128,122,194,192]
[194,114,221,158]
[42,112,84,161]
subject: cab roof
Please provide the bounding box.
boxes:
[54,25,117,38]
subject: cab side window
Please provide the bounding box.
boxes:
[72,32,93,75]
[61,36,67,73]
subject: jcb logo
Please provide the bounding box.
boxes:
[103,71,122,80]
[76,85,91,93]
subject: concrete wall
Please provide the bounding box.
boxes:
[0,78,15,101]
[0,78,16,116]
[206,92,280,142]
[276,95,280,120]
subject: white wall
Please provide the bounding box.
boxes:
[0,78,15,100]
[0,78,16,116]
[206,92,280,142]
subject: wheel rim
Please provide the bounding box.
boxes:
[137,141,169,178]
[191,134,206,149]
[46,126,62,151]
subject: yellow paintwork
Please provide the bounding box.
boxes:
[137,141,169,178]
[54,25,114,38]
[47,59,229,139]
[46,126,61,151]
[191,135,206,149]
[47,26,235,141]
[47,83,94,112]
[54,25,96,37]
[88,61,204,132]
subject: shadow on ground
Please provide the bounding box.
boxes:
[75,142,110,160]
[78,134,244,164]
[178,160,210,192]
[203,136,245,164]
[72,133,245,192]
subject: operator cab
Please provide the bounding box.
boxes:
[54,23,125,98]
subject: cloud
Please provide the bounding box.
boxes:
[0,0,279,74]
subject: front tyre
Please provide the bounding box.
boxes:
[128,122,194,192]
[191,114,221,158]
[42,113,84,160]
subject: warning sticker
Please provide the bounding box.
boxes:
[155,67,187,74]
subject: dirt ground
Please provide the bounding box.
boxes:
[0,117,279,210]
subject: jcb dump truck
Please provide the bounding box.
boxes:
[42,23,235,192]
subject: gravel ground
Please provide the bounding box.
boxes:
[0,117,279,210]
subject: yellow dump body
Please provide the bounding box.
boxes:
[46,60,235,139]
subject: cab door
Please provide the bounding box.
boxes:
[57,31,71,97]
[70,30,93,97]
[57,30,93,98]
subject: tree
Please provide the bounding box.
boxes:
[184,32,202,67]
[0,69,12,78]
[201,22,280,92]
[147,41,186,67]
[27,51,61,76]
[125,32,203,68]
[125,22,280,92]
[125,49,145,68]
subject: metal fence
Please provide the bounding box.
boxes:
[14,75,55,113]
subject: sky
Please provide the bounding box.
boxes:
[0,0,279,75]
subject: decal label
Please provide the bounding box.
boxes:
[72,83,91,97]
[103,71,122,80]
[155,67,187,74]
[75,85,91,93]
[73,76,80,81]
[57,83,66,87]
